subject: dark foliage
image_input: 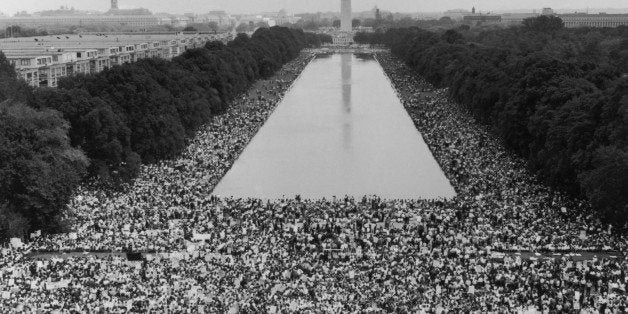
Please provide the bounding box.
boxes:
[0,52,30,103]
[0,27,315,238]
[2,52,89,240]
[0,102,88,240]
[34,26,316,183]
[1,25,49,39]
[522,15,565,32]
[357,25,628,225]
[304,33,333,46]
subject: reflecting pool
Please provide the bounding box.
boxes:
[212,54,456,200]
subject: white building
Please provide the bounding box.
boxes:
[155,14,191,28]
[0,33,222,87]
[261,10,300,26]
[0,15,162,29]
[196,11,233,27]
[560,13,628,28]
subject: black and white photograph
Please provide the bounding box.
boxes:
[0,0,627,312]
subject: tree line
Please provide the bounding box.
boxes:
[0,27,322,239]
[356,17,628,226]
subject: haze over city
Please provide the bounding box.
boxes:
[2,0,628,15]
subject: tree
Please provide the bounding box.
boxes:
[302,20,319,30]
[0,52,30,103]
[95,65,187,163]
[1,25,48,39]
[332,20,341,28]
[182,26,198,32]
[236,23,250,33]
[28,88,138,183]
[579,146,628,224]
[439,16,453,24]
[255,21,270,29]
[457,25,470,31]
[21,26,311,192]
[352,19,361,28]
[208,22,219,33]
[360,25,628,224]
[523,15,564,32]
[441,29,464,44]
[0,102,88,239]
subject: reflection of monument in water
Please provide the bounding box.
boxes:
[212,52,457,199]
[341,54,351,112]
[341,54,352,149]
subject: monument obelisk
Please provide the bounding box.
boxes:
[341,0,352,32]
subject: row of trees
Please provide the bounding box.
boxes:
[0,27,321,239]
[2,25,50,39]
[357,19,628,225]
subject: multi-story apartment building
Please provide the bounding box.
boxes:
[0,15,162,29]
[456,7,628,28]
[560,13,628,28]
[0,1,164,29]
[0,33,231,87]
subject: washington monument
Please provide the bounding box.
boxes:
[341,0,352,32]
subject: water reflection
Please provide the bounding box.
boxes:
[212,54,456,200]
[341,53,352,113]
[341,53,352,151]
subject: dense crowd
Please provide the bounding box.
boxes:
[1,52,627,312]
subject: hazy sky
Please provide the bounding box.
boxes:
[2,0,628,15]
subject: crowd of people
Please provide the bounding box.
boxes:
[1,51,627,312]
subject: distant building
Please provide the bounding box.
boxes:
[155,14,191,28]
[332,32,353,45]
[234,14,260,27]
[260,10,299,26]
[294,13,322,23]
[197,11,233,27]
[463,14,502,24]
[458,7,504,25]
[0,15,161,29]
[355,26,374,33]
[0,33,226,87]
[341,0,352,32]
[443,9,471,21]
[36,6,84,17]
[0,1,162,30]
[105,0,152,16]
[375,6,382,20]
[541,8,555,16]
[501,13,540,25]
[560,13,628,28]
[106,8,153,16]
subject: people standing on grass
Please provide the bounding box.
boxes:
[1,52,627,312]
